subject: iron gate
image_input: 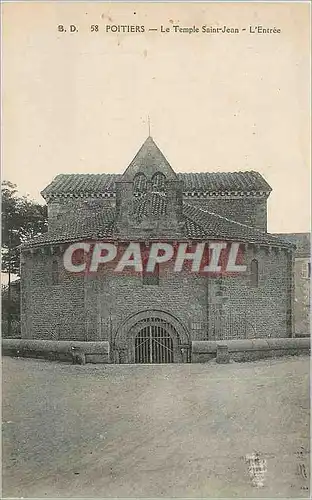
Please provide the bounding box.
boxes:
[135,323,174,363]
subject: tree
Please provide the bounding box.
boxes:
[1,281,20,338]
[1,181,48,336]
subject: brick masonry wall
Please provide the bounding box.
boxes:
[21,243,292,348]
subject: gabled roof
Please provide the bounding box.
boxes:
[180,171,271,194]
[121,136,177,181]
[41,135,271,199]
[23,206,115,247]
[41,171,271,200]
[183,204,293,247]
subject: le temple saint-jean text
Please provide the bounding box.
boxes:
[59,24,282,35]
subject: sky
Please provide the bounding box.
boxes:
[2,1,311,234]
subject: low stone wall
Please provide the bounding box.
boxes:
[192,338,310,363]
[2,338,310,364]
[2,339,110,364]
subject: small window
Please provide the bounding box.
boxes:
[133,173,147,194]
[251,259,259,287]
[151,172,166,192]
[52,260,59,285]
[143,263,159,285]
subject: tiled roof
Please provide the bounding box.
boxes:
[179,171,271,194]
[41,173,118,198]
[182,204,293,248]
[23,195,291,249]
[41,170,271,199]
[132,193,167,222]
[23,206,115,247]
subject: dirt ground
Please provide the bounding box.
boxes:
[2,355,310,498]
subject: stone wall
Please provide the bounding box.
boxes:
[2,339,110,363]
[47,197,115,231]
[21,251,86,340]
[294,257,310,336]
[273,233,310,337]
[21,244,293,348]
[205,246,292,339]
[191,338,310,363]
[3,338,308,364]
[46,194,267,232]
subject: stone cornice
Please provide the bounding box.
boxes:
[44,190,270,202]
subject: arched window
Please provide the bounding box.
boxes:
[151,172,166,192]
[251,259,259,287]
[52,259,59,285]
[133,173,147,194]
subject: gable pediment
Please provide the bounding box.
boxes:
[121,136,177,182]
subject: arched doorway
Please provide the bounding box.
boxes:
[113,310,190,364]
[134,318,174,363]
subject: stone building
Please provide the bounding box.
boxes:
[273,233,310,337]
[20,137,295,363]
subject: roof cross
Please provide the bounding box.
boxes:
[148,115,151,137]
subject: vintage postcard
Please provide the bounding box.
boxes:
[1,1,310,498]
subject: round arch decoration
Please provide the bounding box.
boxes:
[133,172,148,193]
[151,171,166,192]
[113,309,190,364]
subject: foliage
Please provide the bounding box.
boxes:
[2,281,21,337]
[2,181,48,337]
[1,181,48,276]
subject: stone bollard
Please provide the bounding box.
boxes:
[216,344,230,364]
[70,346,86,365]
